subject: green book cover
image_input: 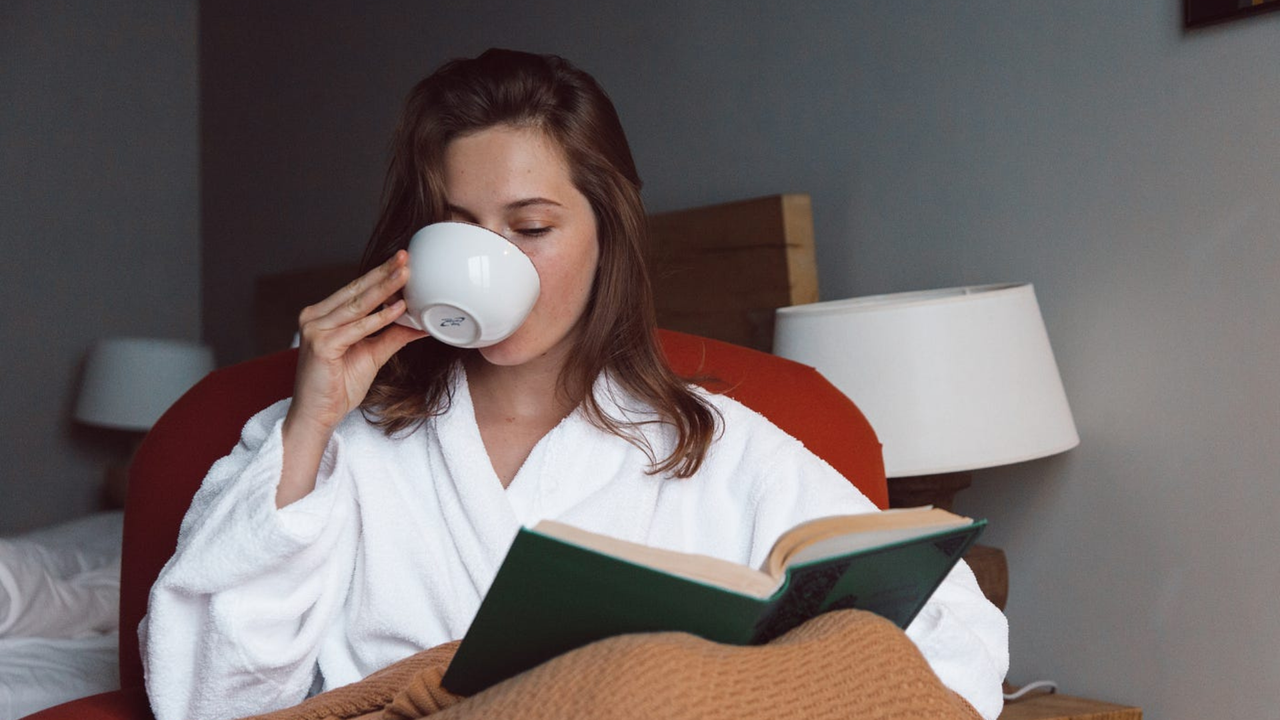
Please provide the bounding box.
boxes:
[442,512,985,696]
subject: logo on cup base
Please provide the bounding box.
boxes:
[440,317,467,328]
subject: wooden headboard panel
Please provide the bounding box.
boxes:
[648,193,816,352]
[253,193,818,356]
[254,264,360,357]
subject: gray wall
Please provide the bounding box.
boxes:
[198,2,1278,718]
[0,2,200,533]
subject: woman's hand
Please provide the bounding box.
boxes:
[278,251,426,506]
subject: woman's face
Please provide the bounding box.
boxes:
[442,124,600,368]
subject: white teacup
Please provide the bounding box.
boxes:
[394,222,541,348]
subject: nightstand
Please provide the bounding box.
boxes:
[999,690,1142,719]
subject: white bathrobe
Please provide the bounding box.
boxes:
[141,371,1008,720]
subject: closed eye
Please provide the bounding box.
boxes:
[516,227,552,238]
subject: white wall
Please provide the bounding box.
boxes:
[200,2,1280,717]
[885,6,1280,718]
[0,2,200,532]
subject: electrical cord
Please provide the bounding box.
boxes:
[1003,680,1058,702]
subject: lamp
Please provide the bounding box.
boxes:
[74,337,214,506]
[773,283,1078,609]
[75,337,215,431]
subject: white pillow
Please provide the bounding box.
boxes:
[0,512,123,639]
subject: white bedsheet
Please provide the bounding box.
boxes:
[0,512,122,639]
[0,513,123,719]
[0,633,119,720]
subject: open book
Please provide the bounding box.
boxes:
[442,507,985,695]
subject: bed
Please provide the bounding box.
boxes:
[0,512,123,719]
[11,193,819,720]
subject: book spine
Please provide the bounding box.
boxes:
[749,559,848,644]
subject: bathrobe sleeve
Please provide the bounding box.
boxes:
[745,443,1010,720]
[140,399,361,720]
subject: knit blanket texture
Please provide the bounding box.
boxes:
[243,610,981,720]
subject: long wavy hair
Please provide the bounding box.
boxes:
[358,48,718,477]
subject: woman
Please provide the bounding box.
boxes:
[141,49,1007,720]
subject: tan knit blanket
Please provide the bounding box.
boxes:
[244,610,981,720]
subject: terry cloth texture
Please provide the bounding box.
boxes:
[243,610,983,720]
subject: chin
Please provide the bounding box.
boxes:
[476,324,577,368]
[475,331,547,367]
[475,341,533,367]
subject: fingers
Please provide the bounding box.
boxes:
[297,253,416,359]
[286,252,425,439]
[293,254,409,361]
[300,251,408,326]
[325,297,413,350]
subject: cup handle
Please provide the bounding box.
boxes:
[393,312,422,331]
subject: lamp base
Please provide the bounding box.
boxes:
[100,434,144,510]
[887,471,972,511]
[888,471,1008,611]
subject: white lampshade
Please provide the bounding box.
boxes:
[774,283,1078,477]
[74,337,215,431]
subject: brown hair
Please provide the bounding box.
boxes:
[359,48,718,477]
